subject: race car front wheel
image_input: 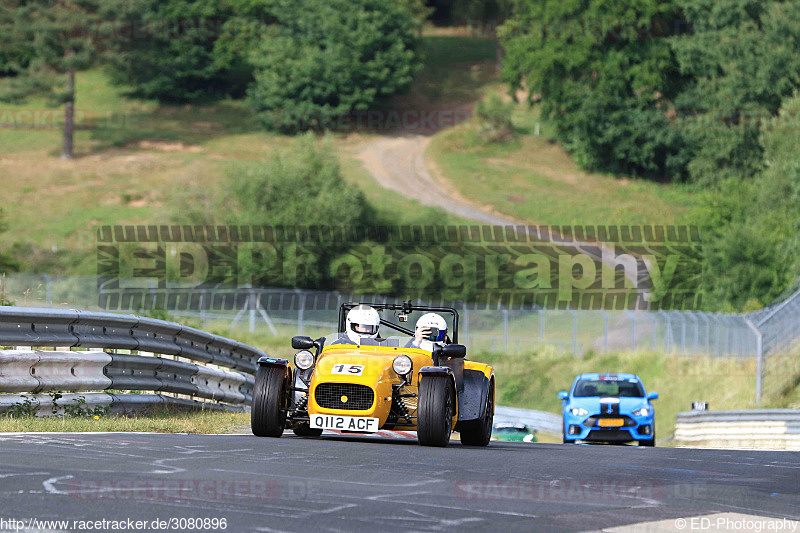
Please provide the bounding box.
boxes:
[459,379,494,446]
[417,375,454,447]
[251,365,289,437]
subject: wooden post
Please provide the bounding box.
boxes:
[61,68,75,160]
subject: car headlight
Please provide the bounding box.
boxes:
[294,350,314,370]
[569,407,588,416]
[633,407,650,417]
[392,355,413,376]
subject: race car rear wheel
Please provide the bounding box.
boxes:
[251,365,289,437]
[459,379,494,446]
[293,423,323,437]
[417,375,454,447]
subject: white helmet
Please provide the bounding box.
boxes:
[415,313,448,342]
[345,305,380,344]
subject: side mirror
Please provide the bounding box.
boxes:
[557,391,569,400]
[648,392,659,400]
[292,336,315,350]
[439,344,466,359]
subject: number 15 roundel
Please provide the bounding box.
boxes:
[331,364,365,376]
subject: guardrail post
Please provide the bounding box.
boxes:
[745,319,763,405]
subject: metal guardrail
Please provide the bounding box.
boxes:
[494,406,562,435]
[0,307,268,413]
[674,410,800,450]
[0,307,265,375]
[0,392,247,416]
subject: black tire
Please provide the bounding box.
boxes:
[417,375,455,447]
[293,423,323,437]
[639,428,655,447]
[251,365,289,437]
[459,379,494,446]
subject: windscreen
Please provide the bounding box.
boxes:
[572,378,645,398]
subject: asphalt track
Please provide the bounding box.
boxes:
[0,432,797,532]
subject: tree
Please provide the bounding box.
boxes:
[670,0,800,184]
[103,0,265,103]
[501,0,691,180]
[694,92,800,310]
[0,0,101,159]
[248,0,422,131]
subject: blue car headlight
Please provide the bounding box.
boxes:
[569,407,588,416]
[632,407,651,417]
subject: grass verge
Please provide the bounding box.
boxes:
[0,406,250,433]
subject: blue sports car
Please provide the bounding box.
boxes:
[558,373,658,446]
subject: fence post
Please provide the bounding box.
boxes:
[625,311,636,351]
[599,310,609,353]
[745,319,763,405]
[502,309,509,351]
[539,310,545,341]
[298,291,305,336]
[248,290,255,334]
[462,305,469,347]
[570,309,578,357]
[650,313,657,350]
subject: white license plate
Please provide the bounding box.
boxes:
[309,414,379,433]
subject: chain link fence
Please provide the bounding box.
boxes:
[4,273,799,404]
[1,274,781,357]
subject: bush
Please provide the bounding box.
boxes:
[248,0,421,130]
[225,134,371,227]
[474,94,514,143]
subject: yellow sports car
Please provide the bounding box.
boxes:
[251,301,495,447]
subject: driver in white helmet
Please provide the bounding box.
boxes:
[405,312,448,351]
[333,304,382,345]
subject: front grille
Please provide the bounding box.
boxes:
[315,383,374,411]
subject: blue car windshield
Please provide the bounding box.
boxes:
[573,379,644,398]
